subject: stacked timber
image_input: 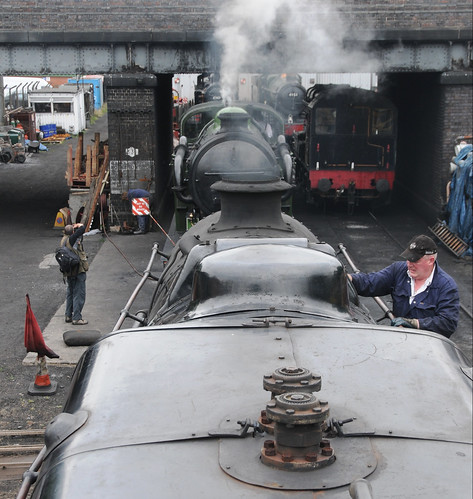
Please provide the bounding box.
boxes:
[66,132,110,231]
[66,132,107,189]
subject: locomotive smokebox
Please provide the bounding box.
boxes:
[187,107,283,216]
[209,177,293,233]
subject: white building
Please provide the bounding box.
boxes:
[28,84,90,134]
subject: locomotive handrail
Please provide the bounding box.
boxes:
[338,243,395,322]
[16,445,47,499]
[112,242,162,331]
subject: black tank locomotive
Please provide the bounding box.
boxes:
[294,85,398,209]
[150,177,373,326]
[20,178,472,499]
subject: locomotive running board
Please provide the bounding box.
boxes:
[428,221,469,258]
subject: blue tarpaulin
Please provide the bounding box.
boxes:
[446,144,472,256]
[25,139,48,151]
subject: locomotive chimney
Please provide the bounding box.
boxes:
[208,177,293,233]
[216,108,251,133]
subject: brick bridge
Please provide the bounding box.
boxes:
[0,0,472,221]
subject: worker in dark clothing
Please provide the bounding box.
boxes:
[348,235,459,337]
[122,189,151,235]
[61,223,89,325]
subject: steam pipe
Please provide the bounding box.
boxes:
[173,135,187,187]
[277,134,293,182]
[173,186,194,205]
[277,135,294,202]
[338,243,395,321]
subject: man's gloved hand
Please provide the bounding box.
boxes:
[391,317,419,329]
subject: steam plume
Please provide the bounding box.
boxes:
[213,0,379,101]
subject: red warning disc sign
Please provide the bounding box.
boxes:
[131,197,150,215]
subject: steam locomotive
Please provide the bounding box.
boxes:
[172,101,296,231]
[20,177,472,498]
[193,72,306,139]
[293,85,397,210]
[193,72,222,104]
[255,73,306,138]
[150,177,374,326]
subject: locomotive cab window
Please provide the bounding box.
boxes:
[315,108,336,134]
[371,108,394,136]
[339,107,369,135]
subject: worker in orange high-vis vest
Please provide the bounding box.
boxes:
[122,189,150,235]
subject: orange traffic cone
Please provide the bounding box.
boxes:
[24,294,59,396]
[28,355,57,396]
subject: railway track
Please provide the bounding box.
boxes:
[0,429,44,483]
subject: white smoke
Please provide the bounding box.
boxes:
[213,0,379,101]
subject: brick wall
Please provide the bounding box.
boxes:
[106,77,157,227]
[0,1,218,32]
[0,1,471,33]
[440,82,473,177]
[344,0,472,30]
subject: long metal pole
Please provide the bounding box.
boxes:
[338,243,395,321]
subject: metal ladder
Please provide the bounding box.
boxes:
[428,220,469,257]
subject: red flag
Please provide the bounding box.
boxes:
[24,294,59,359]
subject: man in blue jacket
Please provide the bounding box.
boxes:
[349,235,459,337]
